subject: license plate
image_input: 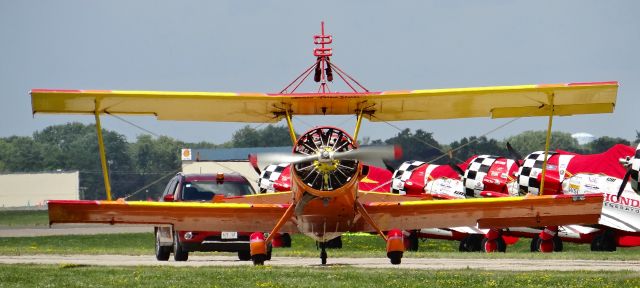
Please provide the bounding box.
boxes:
[221,232,238,239]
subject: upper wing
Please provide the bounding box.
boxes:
[31,81,617,123]
[48,199,297,233]
[354,194,603,231]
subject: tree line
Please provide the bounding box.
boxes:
[0,123,634,200]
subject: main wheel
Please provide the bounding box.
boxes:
[173,231,189,261]
[155,229,170,261]
[482,236,506,253]
[388,251,402,265]
[459,234,483,252]
[406,230,419,252]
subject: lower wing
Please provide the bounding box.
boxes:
[48,199,297,233]
[355,194,603,231]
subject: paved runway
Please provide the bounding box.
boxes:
[1,254,639,271]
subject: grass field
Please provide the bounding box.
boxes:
[3,232,640,261]
[0,264,638,287]
[0,210,48,227]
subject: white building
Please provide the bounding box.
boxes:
[0,171,79,208]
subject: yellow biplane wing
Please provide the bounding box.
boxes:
[47,193,602,232]
[31,81,617,122]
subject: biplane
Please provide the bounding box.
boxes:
[32,23,617,265]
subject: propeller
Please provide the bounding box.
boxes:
[254,145,401,169]
[617,169,632,199]
[248,154,262,175]
[506,142,523,166]
[448,161,465,177]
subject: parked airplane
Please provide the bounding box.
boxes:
[34,23,614,265]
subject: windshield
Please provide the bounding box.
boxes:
[181,181,255,201]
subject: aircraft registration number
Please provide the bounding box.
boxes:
[221,232,238,239]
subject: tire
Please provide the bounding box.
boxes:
[238,250,251,261]
[281,233,292,248]
[459,234,483,252]
[482,236,506,253]
[388,251,402,265]
[553,235,563,252]
[266,243,273,261]
[591,230,617,252]
[601,230,617,252]
[530,235,540,252]
[407,230,419,252]
[173,231,189,261]
[591,234,603,251]
[155,229,170,261]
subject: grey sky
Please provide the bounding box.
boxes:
[0,1,638,145]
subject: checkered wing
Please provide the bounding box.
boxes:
[517,151,557,195]
[391,161,426,194]
[463,155,498,198]
[258,163,289,193]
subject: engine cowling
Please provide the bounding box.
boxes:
[291,127,359,197]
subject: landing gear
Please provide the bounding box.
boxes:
[481,236,506,253]
[530,235,563,252]
[325,236,342,249]
[249,232,268,266]
[591,230,617,252]
[406,230,419,252]
[386,229,405,265]
[320,243,328,265]
[459,234,483,252]
[481,229,506,253]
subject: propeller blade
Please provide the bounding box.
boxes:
[617,169,632,198]
[333,145,401,161]
[254,153,317,169]
[448,161,465,176]
[382,159,397,173]
[248,154,261,175]
[506,142,524,162]
[256,145,401,169]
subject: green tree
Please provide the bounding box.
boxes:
[32,123,134,200]
[448,136,507,162]
[586,136,631,154]
[385,129,445,165]
[230,125,293,147]
[129,135,183,200]
[505,130,585,155]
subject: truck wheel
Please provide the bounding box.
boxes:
[281,233,292,248]
[238,250,251,261]
[155,229,170,261]
[173,232,189,261]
